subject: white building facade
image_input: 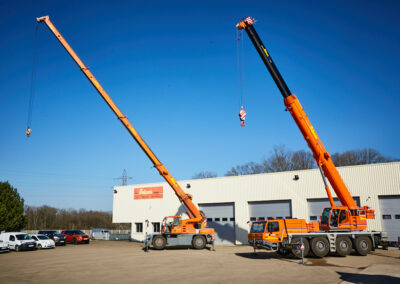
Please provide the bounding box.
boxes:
[113,162,400,244]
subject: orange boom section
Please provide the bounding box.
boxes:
[37,16,214,245]
[237,17,375,231]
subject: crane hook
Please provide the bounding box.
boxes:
[238,107,246,127]
[26,127,31,138]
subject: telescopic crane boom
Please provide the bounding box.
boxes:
[237,17,375,231]
[37,15,201,220]
[37,16,214,249]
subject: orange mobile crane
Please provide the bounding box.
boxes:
[237,17,386,257]
[36,16,214,250]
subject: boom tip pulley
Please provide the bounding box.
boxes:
[236,17,255,30]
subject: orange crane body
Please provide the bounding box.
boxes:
[37,16,214,249]
[237,17,385,257]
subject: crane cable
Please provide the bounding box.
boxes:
[26,23,40,138]
[237,29,246,127]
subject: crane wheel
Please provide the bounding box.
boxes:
[192,235,206,250]
[152,235,166,250]
[355,236,372,256]
[290,238,310,259]
[335,237,352,257]
[311,237,329,258]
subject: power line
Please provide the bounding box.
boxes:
[114,169,132,186]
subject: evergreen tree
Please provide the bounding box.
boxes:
[0,181,27,231]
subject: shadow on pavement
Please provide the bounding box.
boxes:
[143,245,215,251]
[235,251,288,260]
[338,272,400,284]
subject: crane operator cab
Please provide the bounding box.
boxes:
[162,216,181,233]
[320,207,369,231]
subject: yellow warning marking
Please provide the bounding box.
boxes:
[310,125,318,139]
[170,177,177,186]
[263,48,269,57]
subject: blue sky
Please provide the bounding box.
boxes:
[1,0,399,211]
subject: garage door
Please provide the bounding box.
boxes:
[199,203,235,245]
[248,200,292,221]
[379,196,400,242]
[307,197,360,222]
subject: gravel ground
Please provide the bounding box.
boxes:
[0,241,399,283]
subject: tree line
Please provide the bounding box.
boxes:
[193,146,396,178]
[24,205,130,230]
[1,181,129,231]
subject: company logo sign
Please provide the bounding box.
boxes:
[134,186,163,200]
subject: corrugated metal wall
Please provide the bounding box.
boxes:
[113,162,400,244]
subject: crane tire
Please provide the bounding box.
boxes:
[152,235,166,250]
[192,235,206,250]
[355,236,372,256]
[311,237,330,258]
[335,237,352,257]
[290,238,310,259]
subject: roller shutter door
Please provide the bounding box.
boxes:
[379,196,400,242]
[199,203,235,245]
[248,200,292,221]
[307,197,360,222]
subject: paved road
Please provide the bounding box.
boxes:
[0,241,399,283]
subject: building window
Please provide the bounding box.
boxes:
[382,215,391,220]
[222,218,228,222]
[230,217,235,221]
[395,215,400,220]
[310,216,318,221]
[267,217,274,220]
[250,217,256,221]
[258,217,265,221]
[152,222,160,233]
[207,218,212,222]
[135,223,143,233]
[286,216,291,219]
[276,217,283,219]
[214,218,220,221]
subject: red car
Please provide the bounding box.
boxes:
[61,230,90,244]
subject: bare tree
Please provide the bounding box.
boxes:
[225,162,264,176]
[24,205,130,230]
[225,145,316,176]
[331,148,393,167]
[263,145,294,172]
[290,150,315,171]
[192,171,217,179]
[225,146,395,177]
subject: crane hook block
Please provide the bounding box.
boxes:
[26,127,31,138]
[238,107,246,127]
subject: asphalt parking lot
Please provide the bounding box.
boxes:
[0,241,399,283]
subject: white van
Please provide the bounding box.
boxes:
[0,232,37,251]
[0,239,9,253]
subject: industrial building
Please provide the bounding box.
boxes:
[112,162,400,244]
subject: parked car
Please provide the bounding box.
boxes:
[0,240,10,253]
[30,234,56,249]
[38,230,66,246]
[0,232,36,251]
[61,230,90,244]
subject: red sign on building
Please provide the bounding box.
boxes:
[134,186,163,200]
